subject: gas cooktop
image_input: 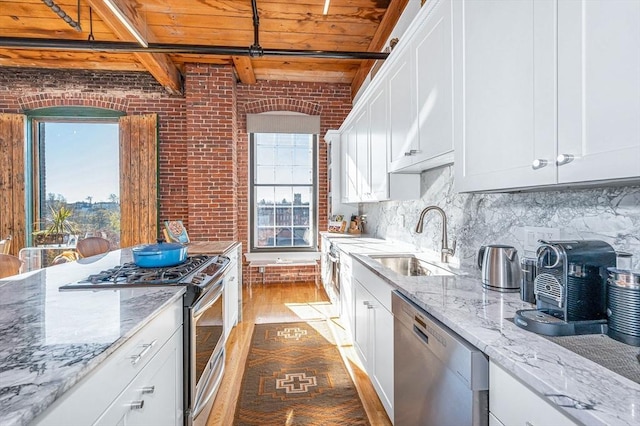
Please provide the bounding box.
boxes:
[59,255,228,290]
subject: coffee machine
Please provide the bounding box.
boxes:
[514,240,616,336]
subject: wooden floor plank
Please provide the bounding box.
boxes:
[205,281,392,425]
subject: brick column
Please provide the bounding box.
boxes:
[185,64,238,240]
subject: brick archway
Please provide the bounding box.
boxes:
[19,93,129,112]
[243,98,322,115]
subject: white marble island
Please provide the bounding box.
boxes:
[323,233,639,426]
[0,249,185,426]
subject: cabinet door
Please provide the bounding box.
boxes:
[372,303,394,420]
[388,49,418,172]
[368,81,389,200]
[557,0,640,183]
[341,124,357,203]
[414,0,454,165]
[339,251,354,335]
[354,108,370,200]
[453,0,556,192]
[353,279,371,368]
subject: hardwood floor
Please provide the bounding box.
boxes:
[205,281,392,426]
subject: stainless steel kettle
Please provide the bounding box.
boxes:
[477,245,521,292]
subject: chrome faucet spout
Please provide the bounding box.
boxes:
[415,206,454,263]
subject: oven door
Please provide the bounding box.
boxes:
[189,279,225,425]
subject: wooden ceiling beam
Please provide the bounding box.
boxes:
[84,0,183,95]
[350,0,410,99]
[232,56,257,84]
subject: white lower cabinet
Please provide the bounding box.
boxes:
[489,361,576,426]
[95,329,183,426]
[224,244,241,341]
[33,300,183,426]
[352,261,394,421]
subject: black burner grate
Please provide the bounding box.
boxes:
[80,255,210,285]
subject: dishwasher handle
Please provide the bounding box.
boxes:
[413,324,430,346]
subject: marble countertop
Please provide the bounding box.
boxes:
[0,249,185,426]
[323,234,640,426]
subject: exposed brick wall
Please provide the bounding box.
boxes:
[0,67,353,284]
[0,68,189,228]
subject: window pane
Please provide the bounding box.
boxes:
[256,187,274,205]
[275,167,294,184]
[293,227,310,246]
[257,207,274,226]
[275,207,291,226]
[274,187,292,205]
[257,228,275,247]
[36,122,121,251]
[293,207,309,226]
[256,166,276,183]
[255,145,276,165]
[275,227,292,246]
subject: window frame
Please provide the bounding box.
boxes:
[249,133,319,253]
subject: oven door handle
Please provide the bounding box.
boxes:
[192,280,224,318]
[192,350,225,419]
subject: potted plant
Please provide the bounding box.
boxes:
[33,205,79,245]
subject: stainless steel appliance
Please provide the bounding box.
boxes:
[520,257,537,304]
[392,291,489,426]
[606,268,640,346]
[515,240,616,336]
[477,244,521,291]
[60,254,230,425]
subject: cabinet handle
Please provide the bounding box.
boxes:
[404,149,421,156]
[363,301,370,306]
[556,154,574,166]
[525,422,534,426]
[129,400,144,410]
[141,386,155,394]
[130,339,157,365]
[531,159,548,170]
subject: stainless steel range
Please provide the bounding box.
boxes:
[60,254,230,426]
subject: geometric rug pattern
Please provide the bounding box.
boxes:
[233,321,370,425]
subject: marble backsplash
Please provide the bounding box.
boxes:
[359,165,640,270]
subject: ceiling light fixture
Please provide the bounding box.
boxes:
[102,0,148,47]
[323,0,331,15]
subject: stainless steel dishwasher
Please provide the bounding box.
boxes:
[392,291,489,426]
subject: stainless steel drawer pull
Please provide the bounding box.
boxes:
[130,339,158,365]
[129,400,144,410]
[141,386,155,394]
[404,149,421,156]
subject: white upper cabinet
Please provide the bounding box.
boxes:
[388,0,455,173]
[454,0,556,192]
[412,0,455,168]
[455,0,640,192]
[341,123,357,203]
[355,108,371,199]
[557,0,640,184]
[388,49,418,172]
[368,81,390,200]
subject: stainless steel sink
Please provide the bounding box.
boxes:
[368,254,454,276]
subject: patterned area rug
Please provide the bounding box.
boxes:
[233,321,370,425]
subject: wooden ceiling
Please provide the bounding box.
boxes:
[1,0,410,96]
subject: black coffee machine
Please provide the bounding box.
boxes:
[515,240,616,336]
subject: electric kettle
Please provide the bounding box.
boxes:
[477,245,521,292]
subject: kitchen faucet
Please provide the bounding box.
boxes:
[415,206,455,263]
